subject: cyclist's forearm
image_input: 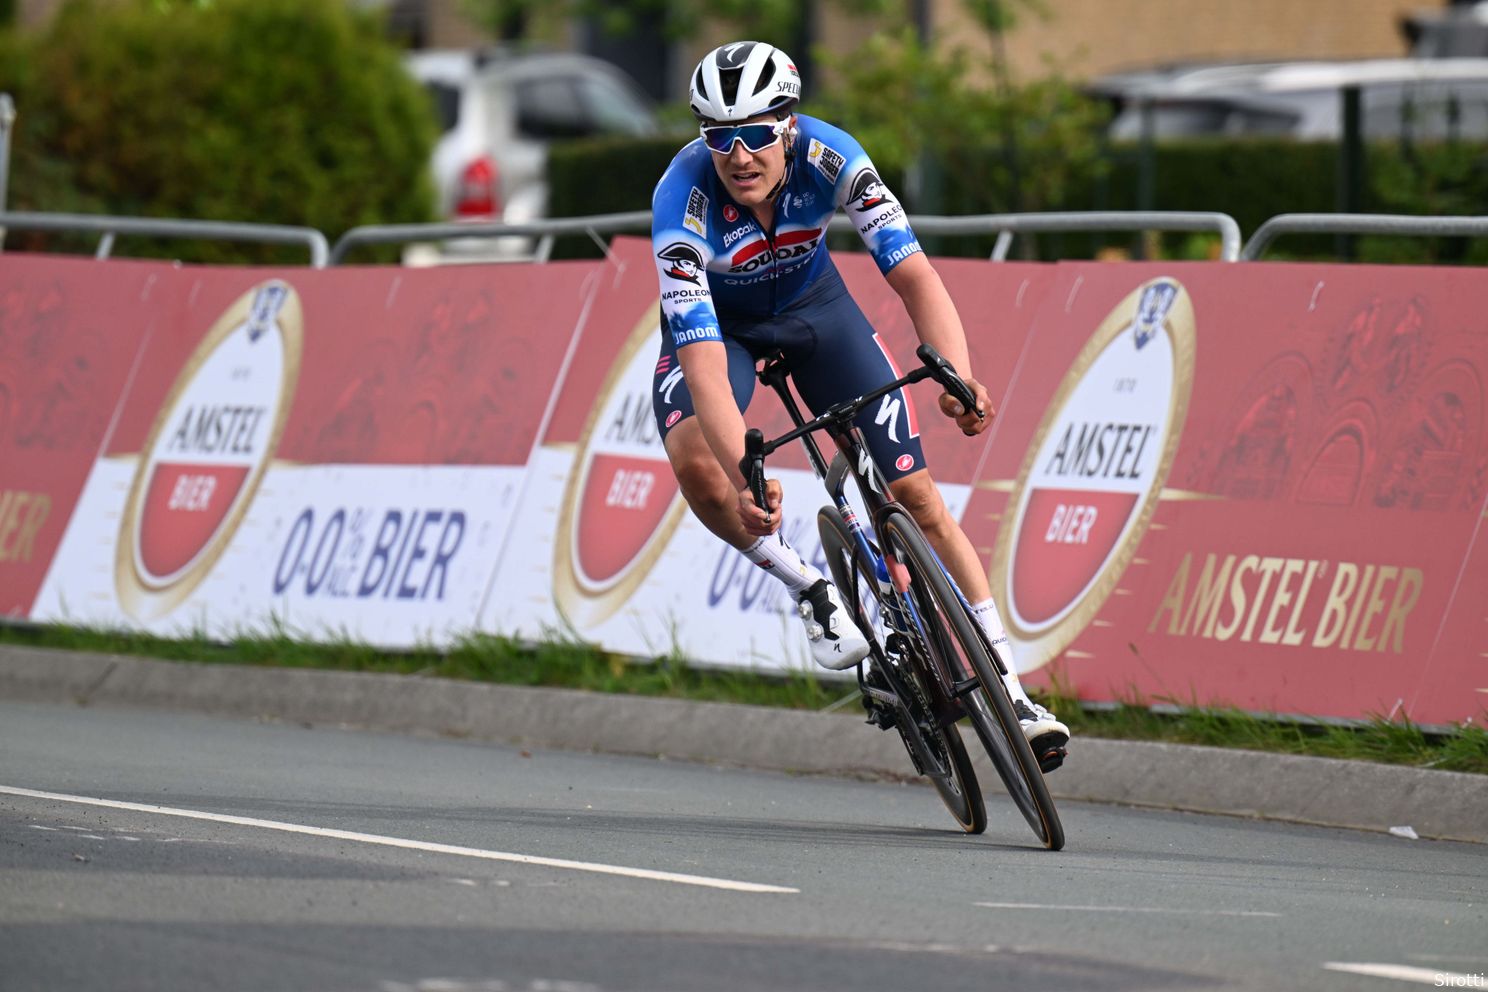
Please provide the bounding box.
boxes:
[696,392,750,489]
[886,254,973,376]
[677,342,749,488]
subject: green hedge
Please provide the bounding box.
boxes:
[548,133,1488,263]
[0,0,437,264]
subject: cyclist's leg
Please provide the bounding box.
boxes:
[653,326,867,668]
[652,332,822,592]
[653,331,761,549]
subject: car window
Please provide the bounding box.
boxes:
[579,76,657,136]
[1109,100,1233,140]
[1365,82,1488,140]
[515,76,591,139]
[423,81,462,135]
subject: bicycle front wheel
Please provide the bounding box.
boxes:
[879,508,1065,851]
[817,506,985,835]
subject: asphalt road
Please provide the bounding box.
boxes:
[1,699,1484,992]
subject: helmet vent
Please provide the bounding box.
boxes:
[719,68,741,106]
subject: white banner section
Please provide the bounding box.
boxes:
[480,445,970,674]
[33,460,524,647]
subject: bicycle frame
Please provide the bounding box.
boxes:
[750,352,986,725]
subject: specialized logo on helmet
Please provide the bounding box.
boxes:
[718,41,755,67]
[989,278,1196,671]
[115,280,303,620]
[553,310,688,627]
[657,242,704,284]
[848,169,891,212]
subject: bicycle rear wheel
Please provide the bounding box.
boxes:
[817,506,986,835]
[879,509,1065,851]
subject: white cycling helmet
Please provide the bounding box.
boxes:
[689,41,801,123]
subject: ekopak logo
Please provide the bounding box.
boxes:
[988,277,1195,670]
[551,309,688,627]
[115,281,303,620]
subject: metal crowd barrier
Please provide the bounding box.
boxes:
[0,210,330,267]
[1242,213,1488,260]
[851,211,1245,262]
[11,208,1488,269]
[328,211,654,265]
[330,209,1244,265]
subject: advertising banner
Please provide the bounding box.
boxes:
[480,237,1050,671]
[9,246,1484,724]
[32,261,598,645]
[971,262,1488,725]
[0,256,174,618]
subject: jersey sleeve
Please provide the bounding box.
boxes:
[802,121,923,275]
[652,148,723,349]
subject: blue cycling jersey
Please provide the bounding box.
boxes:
[651,114,922,348]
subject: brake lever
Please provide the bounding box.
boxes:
[915,343,981,419]
[740,428,770,518]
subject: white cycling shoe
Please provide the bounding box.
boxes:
[797,579,870,671]
[1013,698,1070,773]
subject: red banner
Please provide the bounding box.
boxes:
[968,262,1488,726]
[29,259,596,644]
[6,244,1485,724]
[0,256,174,616]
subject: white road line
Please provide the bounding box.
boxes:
[0,785,797,895]
[975,902,1280,917]
[1325,962,1486,986]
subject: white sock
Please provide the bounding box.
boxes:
[741,532,823,595]
[971,597,1033,706]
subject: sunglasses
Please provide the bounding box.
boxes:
[700,119,790,154]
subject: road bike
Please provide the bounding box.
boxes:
[740,344,1064,850]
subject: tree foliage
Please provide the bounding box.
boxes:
[0,0,438,262]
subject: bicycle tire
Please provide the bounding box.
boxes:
[817,506,986,835]
[879,509,1065,851]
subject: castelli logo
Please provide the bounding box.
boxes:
[723,205,739,222]
[552,308,688,626]
[989,277,1195,670]
[115,281,302,620]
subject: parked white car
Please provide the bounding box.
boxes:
[404,48,659,260]
[1094,58,1488,142]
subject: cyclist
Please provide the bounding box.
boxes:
[651,40,1068,765]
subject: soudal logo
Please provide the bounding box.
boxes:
[848,169,890,212]
[115,281,303,620]
[988,278,1195,671]
[552,310,688,626]
[657,242,704,284]
[729,228,822,273]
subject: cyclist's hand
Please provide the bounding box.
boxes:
[939,377,993,437]
[738,478,783,536]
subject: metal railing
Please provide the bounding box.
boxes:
[329,210,653,265]
[1243,213,1488,260]
[879,211,1244,262]
[331,209,1244,265]
[0,211,330,267]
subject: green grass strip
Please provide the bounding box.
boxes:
[2,620,1482,774]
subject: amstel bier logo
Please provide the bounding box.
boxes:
[552,309,688,626]
[989,277,1195,669]
[115,281,303,619]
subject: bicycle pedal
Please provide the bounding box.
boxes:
[1035,743,1067,775]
